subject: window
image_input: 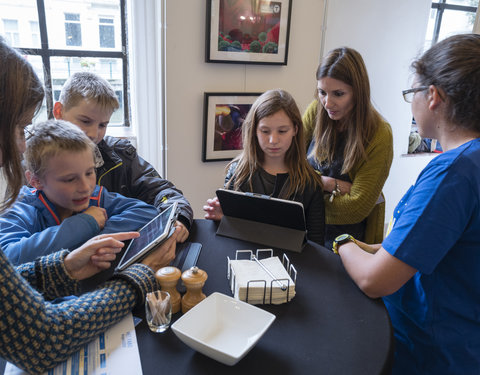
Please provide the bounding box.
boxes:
[0,0,129,128]
[99,17,115,48]
[2,19,20,46]
[425,0,479,48]
[29,21,40,47]
[65,13,82,46]
[408,0,479,154]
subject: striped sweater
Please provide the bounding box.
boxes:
[0,249,158,374]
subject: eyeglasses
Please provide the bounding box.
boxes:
[402,86,428,103]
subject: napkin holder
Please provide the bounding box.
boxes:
[227,249,297,305]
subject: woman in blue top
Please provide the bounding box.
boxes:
[334,33,480,374]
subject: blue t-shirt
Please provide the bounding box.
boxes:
[382,138,480,375]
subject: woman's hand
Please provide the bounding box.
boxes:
[203,196,224,220]
[64,232,139,280]
[141,227,178,272]
[321,176,352,195]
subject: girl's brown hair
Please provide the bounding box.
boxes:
[226,89,322,197]
[0,38,44,211]
[309,47,383,174]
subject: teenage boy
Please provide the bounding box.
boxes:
[53,72,193,242]
[0,120,159,265]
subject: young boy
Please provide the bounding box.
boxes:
[0,120,160,265]
[52,72,193,242]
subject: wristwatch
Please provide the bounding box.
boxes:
[332,234,356,254]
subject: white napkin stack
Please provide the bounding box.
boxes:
[229,256,296,305]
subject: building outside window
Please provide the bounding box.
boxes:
[0,0,128,127]
[99,17,115,48]
[2,19,20,46]
[64,13,82,46]
[408,0,479,154]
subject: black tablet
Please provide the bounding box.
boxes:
[216,189,306,230]
[116,202,179,271]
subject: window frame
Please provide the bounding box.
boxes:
[430,0,478,45]
[17,0,130,127]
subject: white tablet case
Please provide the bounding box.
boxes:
[216,189,307,252]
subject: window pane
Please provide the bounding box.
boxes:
[0,1,39,48]
[49,56,124,126]
[45,0,122,51]
[21,54,48,123]
[438,9,476,41]
[445,0,478,6]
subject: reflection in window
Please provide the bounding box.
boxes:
[2,19,20,46]
[99,17,115,48]
[65,13,82,46]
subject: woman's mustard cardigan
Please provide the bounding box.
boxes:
[303,100,393,243]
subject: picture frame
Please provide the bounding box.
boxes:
[202,92,261,162]
[206,0,292,65]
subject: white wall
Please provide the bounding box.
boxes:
[163,0,438,224]
[165,0,325,217]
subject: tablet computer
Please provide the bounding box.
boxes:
[216,189,306,230]
[215,189,307,252]
[116,202,179,271]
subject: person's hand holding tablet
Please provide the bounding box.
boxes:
[141,227,178,272]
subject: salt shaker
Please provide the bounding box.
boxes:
[181,266,208,313]
[155,266,182,314]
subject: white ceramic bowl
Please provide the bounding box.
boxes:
[171,292,276,366]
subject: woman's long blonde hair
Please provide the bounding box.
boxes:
[309,47,383,174]
[226,89,322,197]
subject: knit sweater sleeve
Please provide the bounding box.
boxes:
[302,100,318,148]
[1,249,157,374]
[325,120,393,225]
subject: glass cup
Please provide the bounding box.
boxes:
[145,290,172,333]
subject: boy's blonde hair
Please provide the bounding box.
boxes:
[59,71,119,112]
[25,119,97,178]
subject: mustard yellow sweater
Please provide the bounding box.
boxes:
[302,100,393,243]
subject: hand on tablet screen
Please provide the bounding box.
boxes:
[141,227,178,272]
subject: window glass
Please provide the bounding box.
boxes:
[0,1,39,48]
[50,56,124,125]
[44,0,122,51]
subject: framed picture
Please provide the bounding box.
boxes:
[206,0,292,65]
[203,92,261,162]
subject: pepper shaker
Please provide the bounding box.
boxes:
[155,266,182,314]
[181,266,208,314]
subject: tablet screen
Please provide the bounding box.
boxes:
[116,203,178,270]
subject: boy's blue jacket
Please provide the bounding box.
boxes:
[0,185,159,265]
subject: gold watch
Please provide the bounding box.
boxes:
[332,234,356,254]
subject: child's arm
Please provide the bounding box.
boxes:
[98,188,159,234]
[0,203,101,265]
